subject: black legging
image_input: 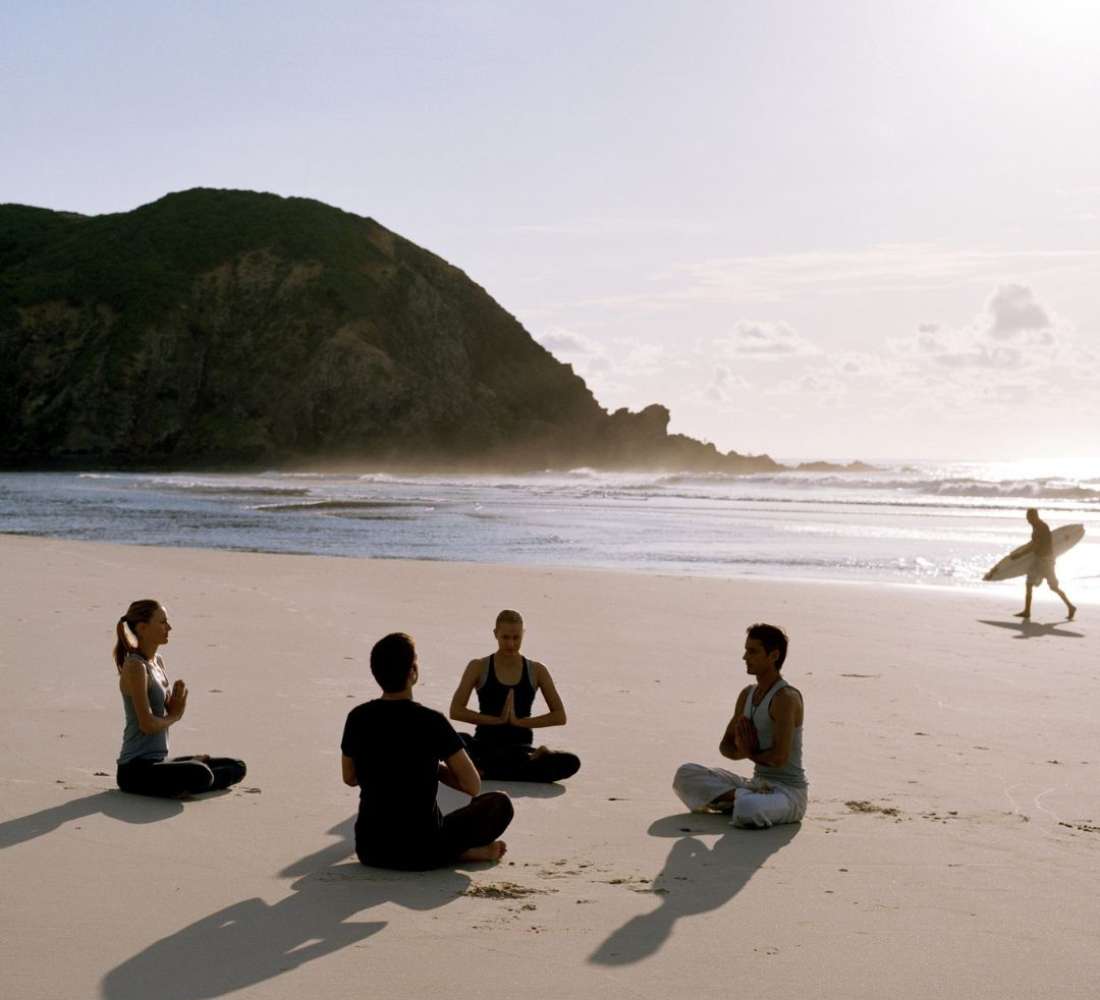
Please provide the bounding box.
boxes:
[357,791,514,871]
[116,756,247,798]
[461,735,581,783]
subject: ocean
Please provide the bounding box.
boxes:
[1,461,1097,599]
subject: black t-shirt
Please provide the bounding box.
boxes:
[340,699,464,857]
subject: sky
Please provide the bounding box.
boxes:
[2,0,1099,462]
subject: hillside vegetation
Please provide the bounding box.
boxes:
[0,188,779,471]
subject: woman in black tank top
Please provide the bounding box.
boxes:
[449,610,580,783]
[473,654,538,746]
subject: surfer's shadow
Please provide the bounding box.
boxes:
[977,619,1084,639]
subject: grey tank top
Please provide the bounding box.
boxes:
[117,654,170,764]
[744,678,807,790]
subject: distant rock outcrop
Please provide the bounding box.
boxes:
[0,189,785,472]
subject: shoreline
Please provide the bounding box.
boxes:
[3,533,1099,999]
[4,529,1093,608]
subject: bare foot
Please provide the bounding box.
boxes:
[459,841,507,863]
[1067,605,1077,621]
[530,746,549,760]
[1013,611,1030,619]
[703,790,736,813]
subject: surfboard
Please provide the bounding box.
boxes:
[983,524,1086,582]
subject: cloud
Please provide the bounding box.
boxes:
[618,342,672,376]
[705,364,750,403]
[507,217,712,238]
[536,327,602,356]
[721,321,818,359]
[890,283,1062,372]
[533,326,621,394]
[830,352,887,377]
[986,283,1052,340]
[650,245,1100,306]
[977,382,1033,406]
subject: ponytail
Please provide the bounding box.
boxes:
[114,600,161,672]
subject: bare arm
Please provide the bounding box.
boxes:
[509,663,567,730]
[748,689,800,766]
[732,688,802,767]
[120,658,185,735]
[341,754,358,787]
[440,748,481,797]
[719,687,752,760]
[449,659,511,727]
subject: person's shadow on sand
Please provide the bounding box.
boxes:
[101,816,472,1000]
[978,619,1084,640]
[589,814,798,966]
[482,778,565,799]
[0,790,183,850]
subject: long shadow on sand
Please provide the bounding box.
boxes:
[0,790,183,849]
[589,814,798,966]
[102,816,471,1000]
[978,619,1084,639]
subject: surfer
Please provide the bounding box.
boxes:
[449,610,580,783]
[673,623,807,828]
[341,632,513,869]
[1016,508,1076,621]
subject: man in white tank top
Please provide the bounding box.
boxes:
[673,623,807,828]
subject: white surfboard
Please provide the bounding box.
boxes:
[983,523,1085,582]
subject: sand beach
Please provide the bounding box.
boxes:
[2,533,1098,999]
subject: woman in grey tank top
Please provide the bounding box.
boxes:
[114,599,247,798]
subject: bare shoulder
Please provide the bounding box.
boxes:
[774,684,805,723]
[459,655,486,677]
[120,655,146,677]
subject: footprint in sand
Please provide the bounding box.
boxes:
[463,882,551,900]
[845,800,901,817]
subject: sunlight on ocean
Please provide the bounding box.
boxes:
[1,459,1097,600]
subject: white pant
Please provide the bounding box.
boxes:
[673,762,807,829]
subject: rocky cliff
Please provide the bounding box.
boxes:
[0,189,780,472]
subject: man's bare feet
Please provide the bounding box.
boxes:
[530,746,549,760]
[1067,605,1077,621]
[1013,611,1030,619]
[459,841,507,863]
[703,790,736,814]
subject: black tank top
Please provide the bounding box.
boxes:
[474,654,536,746]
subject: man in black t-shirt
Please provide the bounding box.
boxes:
[1015,508,1076,621]
[341,632,513,870]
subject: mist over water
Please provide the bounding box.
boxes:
[1,462,1097,598]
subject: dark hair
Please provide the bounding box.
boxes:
[1026,507,1038,518]
[746,622,788,671]
[370,632,417,693]
[495,609,523,628]
[114,599,161,672]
